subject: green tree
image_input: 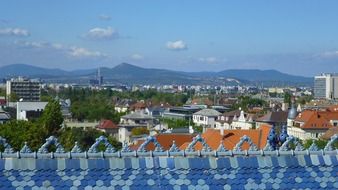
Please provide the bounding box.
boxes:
[58,128,121,151]
[9,92,18,102]
[303,139,328,149]
[41,100,63,135]
[161,118,202,133]
[284,92,292,105]
[0,120,46,151]
[232,96,267,112]
[131,127,149,136]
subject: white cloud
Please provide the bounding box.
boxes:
[319,51,338,58]
[84,27,118,40]
[0,28,30,37]
[99,14,112,21]
[69,47,106,58]
[15,41,47,48]
[198,57,218,64]
[166,40,187,51]
[130,53,144,60]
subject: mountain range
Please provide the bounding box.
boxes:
[0,63,313,86]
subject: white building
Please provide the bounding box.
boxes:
[231,110,254,130]
[192,109,221,128]
[287,106,338,140]
[314,73,338,100]
[16,101,48,120]
[6,77,41,102]
[118,111,154,143]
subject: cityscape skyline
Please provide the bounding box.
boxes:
[1,1,338,76]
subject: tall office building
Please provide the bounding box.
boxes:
[6,77,41,102]
[314,73,338,99]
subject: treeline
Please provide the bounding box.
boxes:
[43,88,190,122]
[232,96,267,112]
[0,100,121,152]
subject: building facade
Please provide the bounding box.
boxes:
[287,108,338,140]
[314,73,338,100]
[6,77,41,102]
[192,109,221,128]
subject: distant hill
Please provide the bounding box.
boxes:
[0,64,95,78]
[216,69,311,83]
[99,63,201,84]
[0,63,312,86]
[99,63,312,85]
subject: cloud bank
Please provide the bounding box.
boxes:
[84,27,119,40]
[166,40,187,51]
[0,28,30,37]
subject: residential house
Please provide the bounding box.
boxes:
[118,111,155,143]
[256,110,288,129]
[231,110,255,130]
[96,119,119,138]
[215,109,242,130]
[129,101,147,112]
[114,99,134,113]
[192,109,221,128]
[287,107,338,140]
[0,107,10,124]
[16,101,48,121]
[145,107,167,118]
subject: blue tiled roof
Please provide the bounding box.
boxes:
[0,134,337,189]
[0,155,337,189]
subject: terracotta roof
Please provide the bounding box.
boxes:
[191,98,213,106]
[131,133,194,151]
[294,110,338,129]
[321,127,338,140]
[179,125,271,151]
[222,110,241,117]
[327,105,338,112]
[96,120,118,129]
[130,101,146,110]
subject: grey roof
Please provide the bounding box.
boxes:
[171,127,190,133]
[256,111,288,123]
[193,109,221,117]
[288,104,298,119]
[0,108,10,120]
[122,112,154,120]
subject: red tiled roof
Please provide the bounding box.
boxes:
[327,105,338,112]
[130,133,194,151]
[97,120,118,129]
[130,102,146,110]
[179,125,271,151]
[0,99,6,105]
[321,127,338,140]
[295,109,338,129]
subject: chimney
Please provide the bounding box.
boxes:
[220,126,224,136]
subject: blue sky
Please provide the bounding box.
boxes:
[1,0,338,76]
